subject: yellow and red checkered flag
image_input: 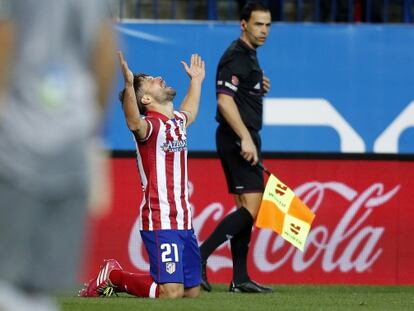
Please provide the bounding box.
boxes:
[256,173,315,252]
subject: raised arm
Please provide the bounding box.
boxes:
[117,51,148,140]
[179,54,205,127]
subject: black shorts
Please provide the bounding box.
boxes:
[216,124,264,194]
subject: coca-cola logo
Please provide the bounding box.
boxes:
[127,181,400,275]
[254,182,399,273]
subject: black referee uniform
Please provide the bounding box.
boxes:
[215,38,265,194]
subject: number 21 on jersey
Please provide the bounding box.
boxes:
[160,243,179,262]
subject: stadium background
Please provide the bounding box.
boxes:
[82,0,414,286]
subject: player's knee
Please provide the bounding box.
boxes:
[165,289,184,299]
[184,285,200,298]
[160,284,184,299]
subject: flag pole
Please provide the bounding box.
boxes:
[236,141,271,176]
[257,161,271,177]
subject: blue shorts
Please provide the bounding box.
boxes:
[140,229,201,288]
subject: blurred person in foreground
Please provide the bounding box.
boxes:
[79,52,205,299]
[0,0,116,310]
[199,1,273,293]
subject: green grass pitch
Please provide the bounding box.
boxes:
[60,284,414,311]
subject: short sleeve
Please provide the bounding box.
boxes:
[133,117,154,143]
[176,111,189,128]
[216,53,251,97]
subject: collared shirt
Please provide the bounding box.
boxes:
[134,110,192,231]
[215,39,264,131]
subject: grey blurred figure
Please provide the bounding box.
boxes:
[0,0,117,310]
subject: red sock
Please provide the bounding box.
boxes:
[109,270,160,298]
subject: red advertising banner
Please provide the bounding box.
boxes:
[81,157,414,285]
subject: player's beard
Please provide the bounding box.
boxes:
[158,87,176,103]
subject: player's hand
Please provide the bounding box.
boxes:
[263,72,270,95]
[240,137,259,166]
[117,51,134,86]
[181,54,205,83]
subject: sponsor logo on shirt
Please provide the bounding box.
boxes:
[254,82,261,90]
[162,139,187,153]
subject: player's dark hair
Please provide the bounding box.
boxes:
[240,1,269,22]
[119,73,149,112]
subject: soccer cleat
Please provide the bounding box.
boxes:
[200,262,212,292]
[229,280,273,293]
[78,259,122,297]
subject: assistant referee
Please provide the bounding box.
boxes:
[199,1,272,293]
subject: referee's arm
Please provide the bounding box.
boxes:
[217,93,258,165]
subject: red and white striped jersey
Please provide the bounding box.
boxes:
[134,110,192,231]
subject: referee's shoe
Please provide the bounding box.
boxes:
[229,280,273,293]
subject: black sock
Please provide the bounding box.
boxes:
[231,221,253,284]
[200,207,253,262]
